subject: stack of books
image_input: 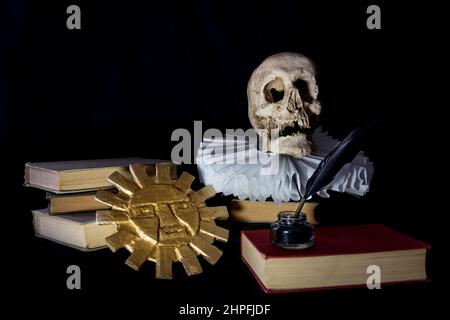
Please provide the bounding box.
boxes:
[25,157,173,251]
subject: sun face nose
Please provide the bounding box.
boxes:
[156,203,190,245]
[157,203,183,230]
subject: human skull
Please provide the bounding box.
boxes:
[247,52,321,158]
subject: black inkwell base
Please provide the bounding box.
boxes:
[270,211,315,250]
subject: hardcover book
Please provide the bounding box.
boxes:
[47,191,110,214]
[32,208,116,251]
[230,199,318,224]
[24,157,175,193]
[241,224,429,293]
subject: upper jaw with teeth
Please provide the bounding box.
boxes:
[258,120,313,158]
[278,121,310,138]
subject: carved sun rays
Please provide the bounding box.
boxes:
[95,163,229,279]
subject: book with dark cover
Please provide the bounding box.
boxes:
[241,224,429,293]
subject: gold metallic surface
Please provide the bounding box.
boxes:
[190,235,223,265]
[97,209,129,224]
[198,206,229,221]
[188,186,216,205]
[199,233,215,244]
[199,221,229,242]
[176,245,203,276]
[126,239,155,270]
[154,163,173,184]
[130,164,154,188]
[95,190,128,211]
[105,230,139,252]
[156,246,176,279]
[174,172,195,194]
[95,164,229,279]
[108,171,140,196]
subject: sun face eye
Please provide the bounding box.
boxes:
[264,78,285,103]
[131,206,155,218]
[171,201,189,211]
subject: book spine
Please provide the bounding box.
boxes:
[31,210,40,235]
[24,163,31,186]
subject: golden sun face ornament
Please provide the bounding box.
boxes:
[94,163,229,279]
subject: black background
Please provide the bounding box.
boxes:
[1,0,444,317]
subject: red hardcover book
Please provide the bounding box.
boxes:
[241,224,430,293]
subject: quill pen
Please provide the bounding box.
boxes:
[293,121,378,217]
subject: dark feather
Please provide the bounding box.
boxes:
[294,121,378,216]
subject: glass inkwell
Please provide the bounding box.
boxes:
[270,198,315,250]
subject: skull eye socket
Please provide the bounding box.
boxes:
[264,78,285,103]
[294,78,313,104]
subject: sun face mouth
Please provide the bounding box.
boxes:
[278,121,310,138]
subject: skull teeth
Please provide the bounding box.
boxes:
[278,121,309,137]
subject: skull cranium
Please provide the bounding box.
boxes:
[247,52,321,158]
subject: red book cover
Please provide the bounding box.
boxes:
[241,224,430,293]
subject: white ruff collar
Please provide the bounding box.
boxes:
[196,128,373,204]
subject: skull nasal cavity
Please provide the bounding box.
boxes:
[294,79,313,104]
[264,78,285,103]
